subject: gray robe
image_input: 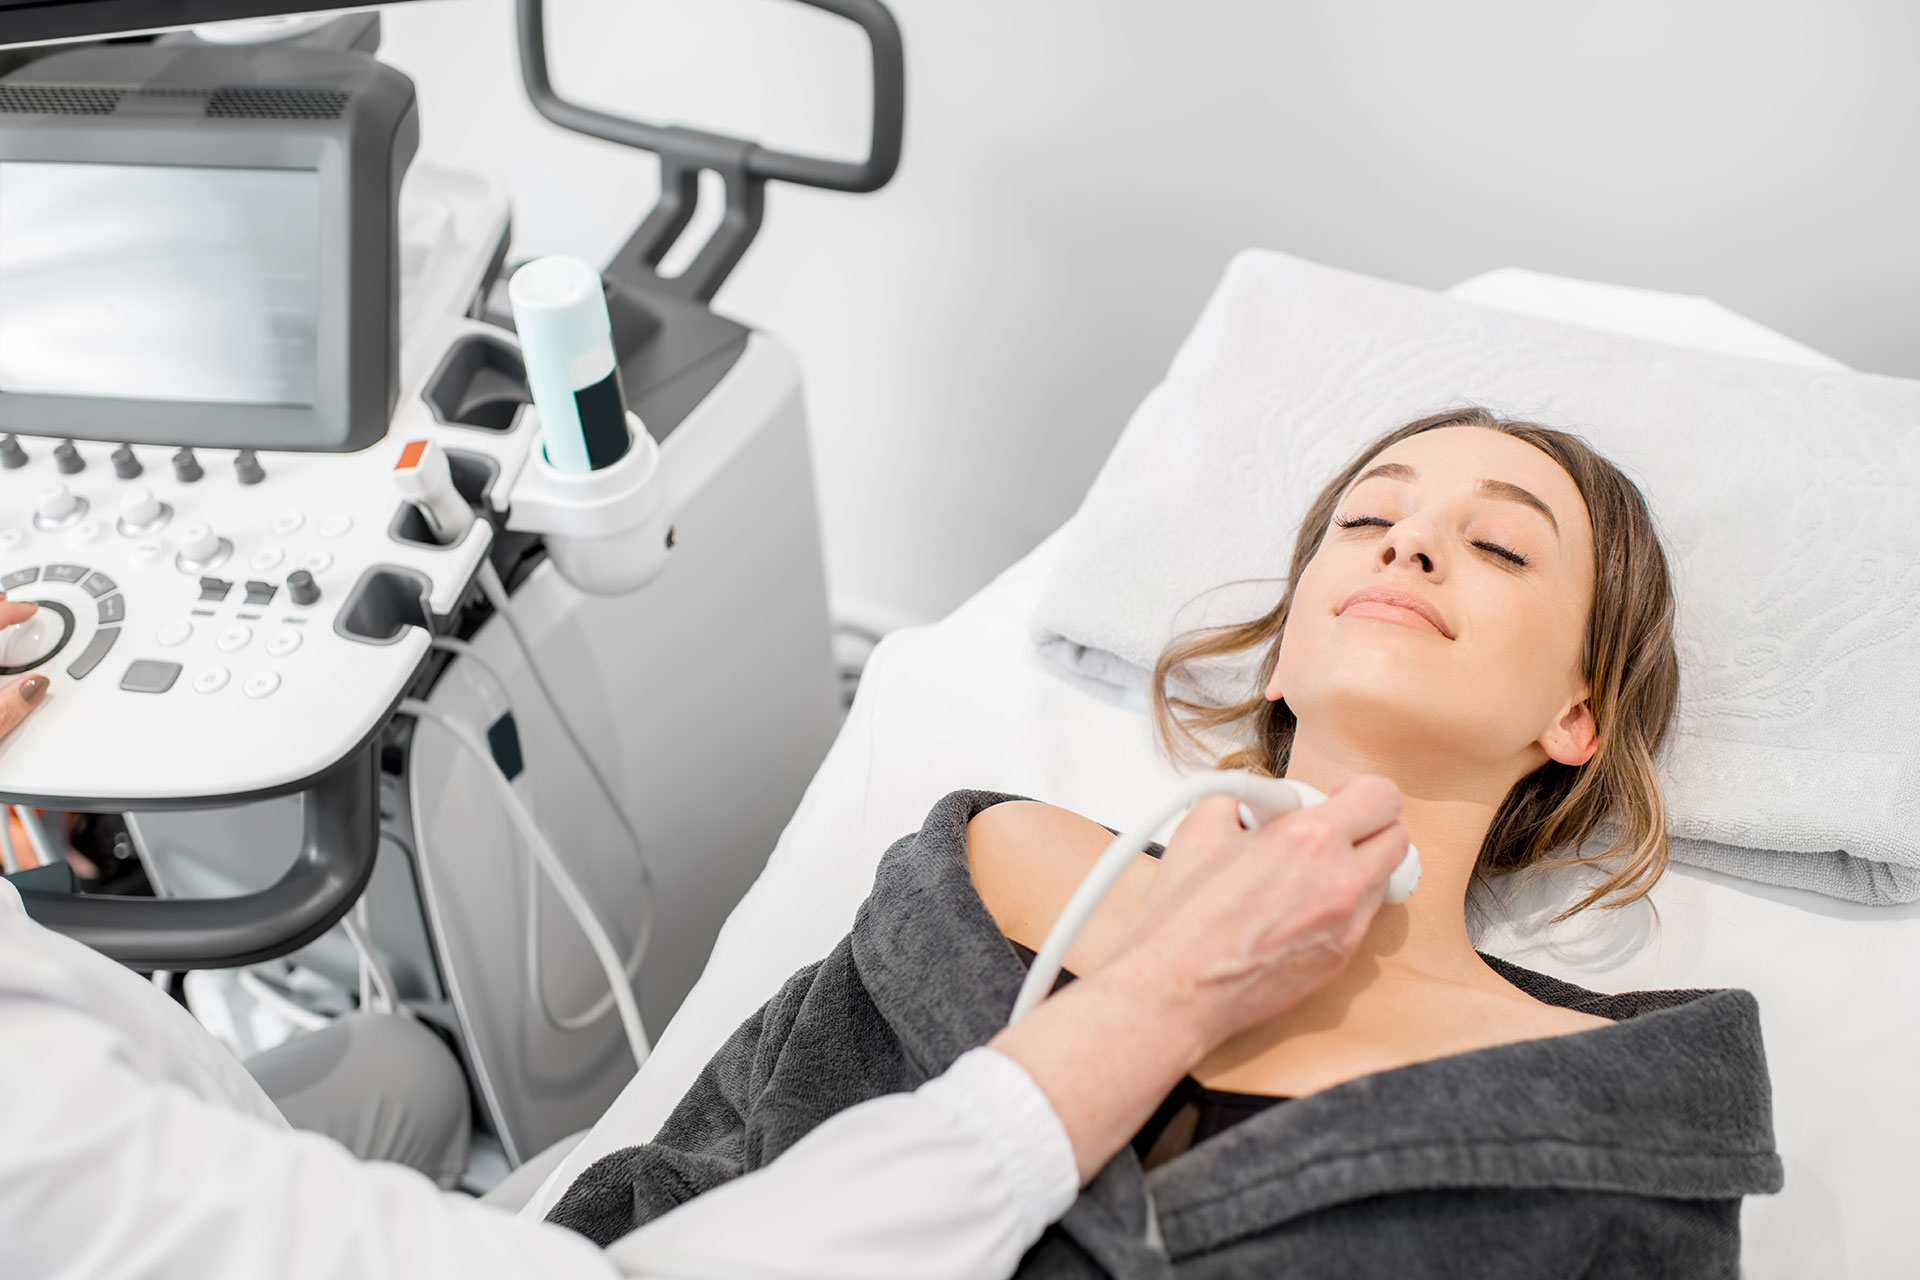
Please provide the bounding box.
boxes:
[550,790,1784,1278]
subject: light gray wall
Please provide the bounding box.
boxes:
[380,0,1920,631]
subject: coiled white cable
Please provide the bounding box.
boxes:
[429,634,649,1033]
[1007,772,1422,1025]
[400,697,651,1067]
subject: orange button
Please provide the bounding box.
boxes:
[396,439,428,470]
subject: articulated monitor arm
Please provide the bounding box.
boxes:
[15,743,381,970]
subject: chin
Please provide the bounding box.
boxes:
[1288,661,1461,749]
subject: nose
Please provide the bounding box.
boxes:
[1378,518,1441,576]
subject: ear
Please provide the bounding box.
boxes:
[1541,693,1598,767]
[1263,666,1284,702]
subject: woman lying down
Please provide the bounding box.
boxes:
[549,407,1783,1277]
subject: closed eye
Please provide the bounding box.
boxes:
[1332,514,1529,568]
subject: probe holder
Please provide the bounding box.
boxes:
[505,409,671,594]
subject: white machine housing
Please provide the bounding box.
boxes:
[4,161,844,1161]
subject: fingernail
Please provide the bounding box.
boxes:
[19,675,47,705]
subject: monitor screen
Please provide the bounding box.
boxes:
[0,161,321,407]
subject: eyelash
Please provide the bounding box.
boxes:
[1332,515,1529,567]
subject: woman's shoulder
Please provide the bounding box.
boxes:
[964,800,1156,974]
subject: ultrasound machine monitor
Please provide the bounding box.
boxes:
[0,41,416,451]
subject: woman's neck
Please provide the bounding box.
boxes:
[1279,722,1522,991]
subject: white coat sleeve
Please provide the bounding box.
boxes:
[1,880,1079,1280]
[607,1046,1080,1280]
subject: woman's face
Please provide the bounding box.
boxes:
[1268,426,1599,777]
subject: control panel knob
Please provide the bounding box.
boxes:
[0,435,25,469]
[286,569,321,606]
[52,440,84,475]
[0,605,64,669]
[111,444,143,479]
[36,483,81,523]
[120,486,168,532]
[234,449,266,485]
[179,523,223,564]
[172,447,203,483]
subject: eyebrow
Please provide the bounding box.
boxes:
[1348,462,1560,536]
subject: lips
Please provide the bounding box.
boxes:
[1338,587,1454,639]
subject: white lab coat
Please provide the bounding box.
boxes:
[0,879,1078,1280]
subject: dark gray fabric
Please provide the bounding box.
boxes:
[247,1012,472,1189]
[550,790,1783,1277]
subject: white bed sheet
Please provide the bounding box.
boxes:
[528,277,1920,1280]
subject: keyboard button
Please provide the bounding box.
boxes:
[119,658,180,693]
[66,626,120,680]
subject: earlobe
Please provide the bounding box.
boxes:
[1543,698,1599,767]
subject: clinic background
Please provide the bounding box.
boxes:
[378,0,1920,637]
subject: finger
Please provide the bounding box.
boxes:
[1350,820,1412,889]
[1319,774,1405,844]
[1155,795,1249,879]
[0,599,36,628]
[0,674,48,738]
[1166,794,1245,848]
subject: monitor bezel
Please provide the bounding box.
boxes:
[0,2,416,50]
[0,124,354,445]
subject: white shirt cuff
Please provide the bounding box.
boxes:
[916,1046,1080,1238]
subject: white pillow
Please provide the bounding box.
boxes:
[1030,250,1920,905]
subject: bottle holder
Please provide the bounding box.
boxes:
[504,409,672,595]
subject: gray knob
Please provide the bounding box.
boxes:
[172,447,203,483]
[111,444,143,479]
[53,440,84,475]
[286,569,320,606]
[0,435,23,469]
[234,449,265,485]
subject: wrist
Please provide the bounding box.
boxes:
[988,960,1214,1184]
[1078,951,1214,1074]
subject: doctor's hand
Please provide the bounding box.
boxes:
[989,775,1408,1183]
[0,593,49,740]
[1108,774,1410,1047]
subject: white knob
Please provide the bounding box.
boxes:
[36,483,78,522]
[179,523,222,563]
[122,486,164,526]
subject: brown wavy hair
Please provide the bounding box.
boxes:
[1150,407,1679,922]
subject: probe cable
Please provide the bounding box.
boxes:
[1007,772,1421,1026]
[471,561,661,1019]
[429,635,649,1034]
[399,697,651,1068]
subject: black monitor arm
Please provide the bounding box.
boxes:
[516,0,905,302]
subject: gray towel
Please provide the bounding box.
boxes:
[550,791,1782,1278]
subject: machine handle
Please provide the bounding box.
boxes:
[15,744,381,970]
[516,0,905,194]
[516,0,905,301]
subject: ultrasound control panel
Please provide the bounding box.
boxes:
[0,167,529,807]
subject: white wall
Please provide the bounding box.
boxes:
[378,0,1920,631]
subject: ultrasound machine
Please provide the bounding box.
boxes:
[0,0,903,1171]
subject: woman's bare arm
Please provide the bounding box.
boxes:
[965,801,1160,975]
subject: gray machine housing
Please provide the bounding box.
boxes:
[0,43,417,450]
